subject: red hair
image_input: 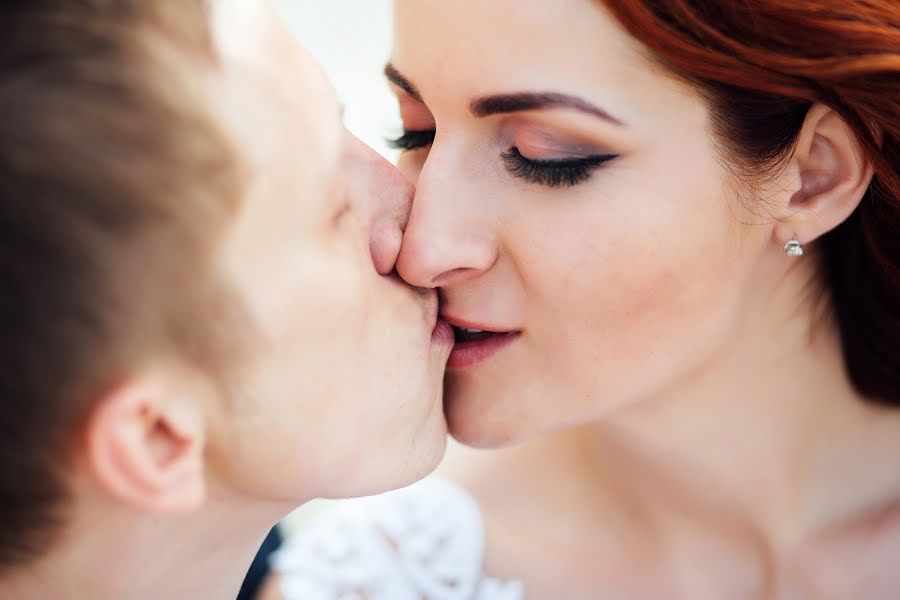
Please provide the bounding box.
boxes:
[600,0,900,404]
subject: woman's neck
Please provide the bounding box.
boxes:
[447,259,900,582]
[590,272,900,544]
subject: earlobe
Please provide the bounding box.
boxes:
[774,104,874,248]
[85,374,208,514]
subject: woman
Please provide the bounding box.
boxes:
[0,1,452,598]
[273,0,900,598]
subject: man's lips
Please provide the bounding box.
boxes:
[423,289,454,346]
[432,317,455,346]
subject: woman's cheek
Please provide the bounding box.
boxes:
[397,153,425,184]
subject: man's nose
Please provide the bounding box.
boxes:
[343,133,414,275]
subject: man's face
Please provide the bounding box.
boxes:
[204,0,453,501]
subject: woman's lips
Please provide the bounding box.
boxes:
[448,331,520,369]
[441,315,521,369]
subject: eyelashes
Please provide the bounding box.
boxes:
[501,147,618,188]
[388,128,618,188]
[387,129,436,151]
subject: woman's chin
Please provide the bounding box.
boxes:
[444,398,531,450]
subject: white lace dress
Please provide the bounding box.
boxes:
[271,478,524,600]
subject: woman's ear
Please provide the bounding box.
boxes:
[772,103,874,248]
[84,367,209,513]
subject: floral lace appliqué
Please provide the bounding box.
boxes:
[272,478,523,600]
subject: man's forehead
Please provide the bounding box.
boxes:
[212,0,283,70]
[211,0,342,180]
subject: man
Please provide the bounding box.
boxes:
[0,1,452,598]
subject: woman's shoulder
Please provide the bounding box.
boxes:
[271,477,523,600]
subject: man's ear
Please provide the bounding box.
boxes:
[772,103,874,248]
[85,367,209,513]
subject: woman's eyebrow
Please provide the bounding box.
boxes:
[384,63,422,102]
[470,92,624,125]
[384,64,623,127]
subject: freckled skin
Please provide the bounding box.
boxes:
[392,0,767,446]
[386,1,900,596]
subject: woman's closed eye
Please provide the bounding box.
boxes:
[501,147,618,188]
[389,128,618,188]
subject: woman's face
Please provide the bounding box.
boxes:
[391,0,788,447]
[205,0,453,501]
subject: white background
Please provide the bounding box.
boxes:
[273,0,400,160]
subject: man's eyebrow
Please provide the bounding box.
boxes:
[470,92,624,125]
[384,63,422,102]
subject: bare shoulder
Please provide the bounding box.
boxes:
[796,501,900,598]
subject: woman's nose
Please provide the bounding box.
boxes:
[396,159,498,289]
[343,133,414,275]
